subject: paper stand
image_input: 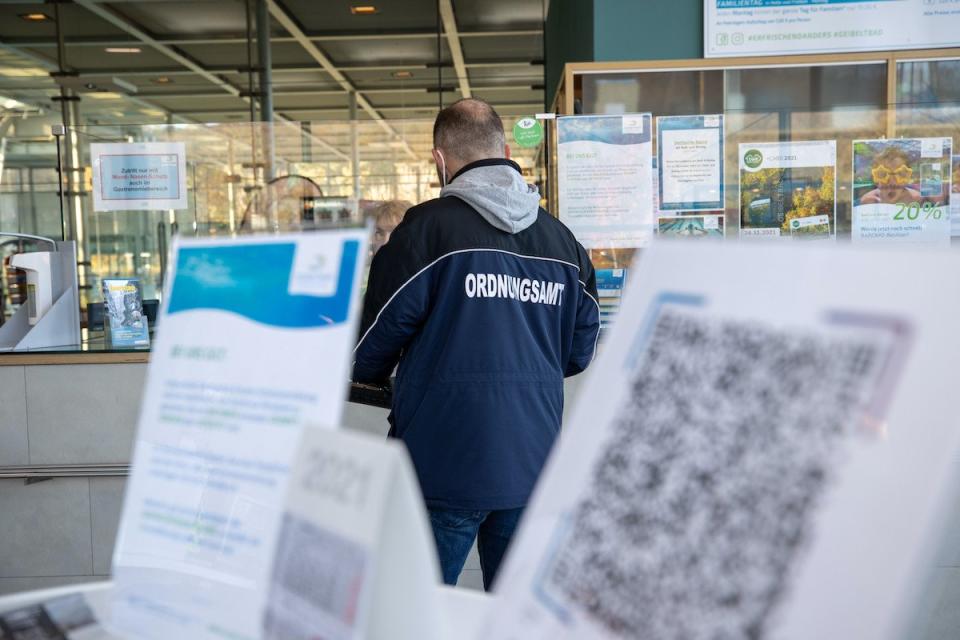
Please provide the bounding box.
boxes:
[267,427,447,640]
[365,439,447,640]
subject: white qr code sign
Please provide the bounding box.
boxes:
[479,243,960,640]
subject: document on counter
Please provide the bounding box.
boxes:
[557,114,653,249]
[478,242,960,640]
[110,230,367,640]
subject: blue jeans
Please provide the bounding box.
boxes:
[428,507,524,591]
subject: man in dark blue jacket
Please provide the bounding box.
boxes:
[353,98,600,590]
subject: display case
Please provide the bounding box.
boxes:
[549,48,960,269]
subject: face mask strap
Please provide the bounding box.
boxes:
[436,149,447,188]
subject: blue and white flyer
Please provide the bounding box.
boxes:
[656,115,724,212]
[557,114,653,249]
[110,229,367,640]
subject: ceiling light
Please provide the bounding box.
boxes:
[350,5,378,14]
[153,76,172,84]
[19,13,51,22]
[392,71,413,79]
[0,95,29,111]
[105,47,142,54]
[0,67,47,78]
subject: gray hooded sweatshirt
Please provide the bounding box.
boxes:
[440,161,541,234]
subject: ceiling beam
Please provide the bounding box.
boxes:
[176,102,544,116]
[134,83,541,100]
[62,60,543,78]
[4,29,543,48]
[69,1,346,159]
[438,0,470,99]
[0,37,181,120]
[266,0,417,160]
[72,0,242,98]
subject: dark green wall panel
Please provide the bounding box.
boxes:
[546,0,705,102]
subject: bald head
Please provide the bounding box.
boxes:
[432,98,507,171]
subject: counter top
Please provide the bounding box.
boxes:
[0,351,149,365]
[0,332,150,365]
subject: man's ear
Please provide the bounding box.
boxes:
[504,144,512,160]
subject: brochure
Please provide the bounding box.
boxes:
[101,278,150,349]
[595,268,627,329]
[739,140,836,240]
[656,115,724,212]
[557,114,654,249]
[852,138,952,245]
[111,230,368,640]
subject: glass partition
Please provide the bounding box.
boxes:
[0,134,63,329]
[0,115,546,350]
[541,52,960,332]
[67,118,541,303]
[0,137,62,240]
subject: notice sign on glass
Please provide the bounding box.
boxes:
[557,114,654,249]
[91,141,188,211]
[656,115,724,212]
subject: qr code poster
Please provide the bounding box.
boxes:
[480,243,960,640]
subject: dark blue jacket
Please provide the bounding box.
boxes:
[353,159,600,510]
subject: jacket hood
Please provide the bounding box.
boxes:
[440,159,540,234]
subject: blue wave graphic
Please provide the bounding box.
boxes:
[558,115,651,146]
[167,240,359,328]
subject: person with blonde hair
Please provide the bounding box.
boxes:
[370,200,412,254]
